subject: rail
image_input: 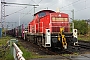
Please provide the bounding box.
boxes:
[12,43,25,60]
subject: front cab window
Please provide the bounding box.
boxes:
[38,12,46,17]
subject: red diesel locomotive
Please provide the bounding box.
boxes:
[25,10,78,50]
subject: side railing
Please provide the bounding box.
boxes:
[10,39,25,60]
[13,43,25,60]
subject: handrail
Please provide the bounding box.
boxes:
[13,43,25,60]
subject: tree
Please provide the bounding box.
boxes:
[73,20,88,35]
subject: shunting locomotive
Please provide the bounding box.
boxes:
[24,10,78,50]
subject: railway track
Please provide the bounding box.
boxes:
[18,37,90,56]
[18,38,58,55]
[18,38,74,55]
[79,44,90,49]
[78,40,90,49]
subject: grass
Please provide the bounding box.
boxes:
[0,36,13,46]
[0,36,14,46]
[4,49,14,60]
[18,42,44,60]
[19,44,32,60]
[62,52,79,57]
[78,35,90,41]
[0,36,14,60]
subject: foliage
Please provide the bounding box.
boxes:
[4,49,14,60]
[0,36,14,60]
[0,36,13,46]
[73,20,88,35]
[78,25,90,41]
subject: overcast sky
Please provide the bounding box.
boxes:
[0,0,90,28]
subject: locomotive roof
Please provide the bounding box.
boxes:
[34,10,55,16]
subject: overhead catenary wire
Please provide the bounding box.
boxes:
[3,0,39,17]
[38,0,43,4]
[20,0,43,19]
[4,0,88,17]
[6,0,41,19]
[31,0,43,5]
[4,0,40,22]
[31,0,43,12]
[2,2,38,6]
[39,0,81,11]
[31,0,38,5]
[17,0,43,24]
[5,7,27,17]
[3,0,37,28]
[75,0,88,12]
[4,0,89,20]
[4,5,25,8]
[20,7,33,20]
[60,0,81,9]
[45,0,54,8]
[19,0,43,20]
[60,0,88,12]
[44,0,81,10]
[75,6,90,12]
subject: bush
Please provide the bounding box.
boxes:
[73,20,88,35]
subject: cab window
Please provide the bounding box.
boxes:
[38,12,46,17]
